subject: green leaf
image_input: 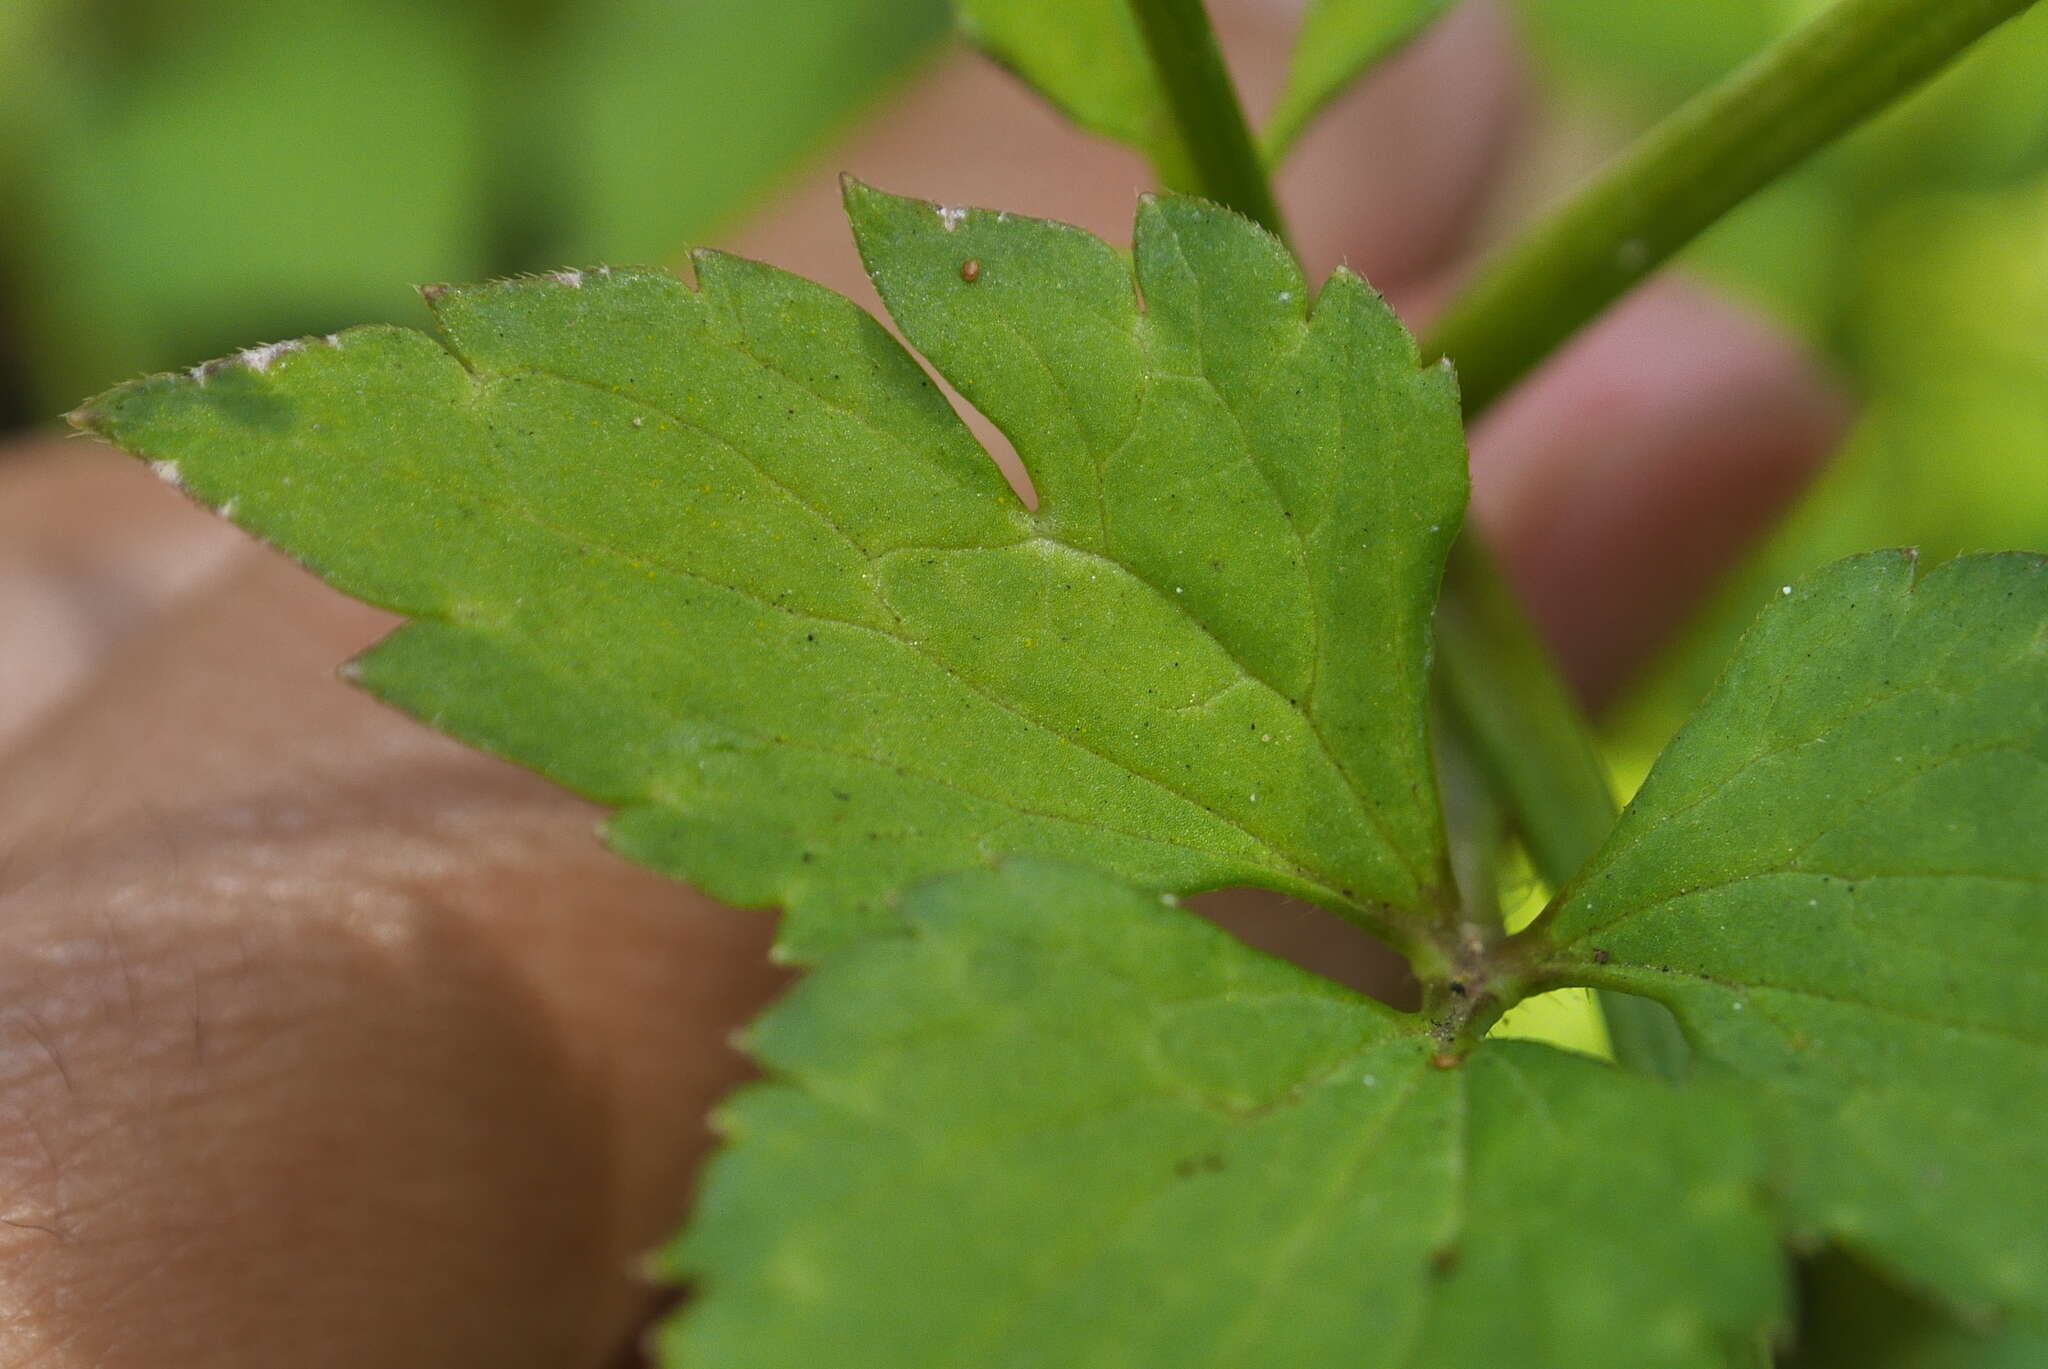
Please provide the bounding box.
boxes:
[73,185,1466,961]
[663,862,1787,1367]
[1261,0,1456,162]
[1544,552,2048,1323]
[952,0,1192,182]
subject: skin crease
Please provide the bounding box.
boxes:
[0,3,1849,1364]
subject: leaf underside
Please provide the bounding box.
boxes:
[665,863,1786,1369]
[76,185,1465,961]
[1550,551,2048,1328]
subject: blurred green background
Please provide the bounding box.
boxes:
[2,0,2045,750]
[0,0,951,428]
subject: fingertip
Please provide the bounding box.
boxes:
[1469,278,1853,704]
[1276,1,1529,292]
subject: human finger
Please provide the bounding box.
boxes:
[1468,277,1852,705]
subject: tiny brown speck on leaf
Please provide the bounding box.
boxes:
[960,259,983,283]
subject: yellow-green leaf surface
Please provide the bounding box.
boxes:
[1544,552,2048,1325]
[1262,0,1456,161]
[665,863,1786,1367]
[75,186,1465,960]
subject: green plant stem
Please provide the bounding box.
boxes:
[1421,0,2038,1076]
[1436,720,1509,952]
[1431,544,1611,907]
[1425,0,2041,417]
[1126,0,1291,242]
[1129,0,2034,1078]
[1431,550,1697,1077]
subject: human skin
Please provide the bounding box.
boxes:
[0,4,1847,1364]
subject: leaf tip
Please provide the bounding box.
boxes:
[64,401,109,437]
[685,245,736,289]
[840,177,986,239]
[1325,261,1366,290]
[838,171,875,208]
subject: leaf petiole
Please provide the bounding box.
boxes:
[1119,0,2039,1078]
[1421,0,2039,1073]
[1125,0,1291,243]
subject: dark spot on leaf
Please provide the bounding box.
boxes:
[195,366,296,432]
[960,258,983,283]
[1592,948,1612,965]
[1429,1245,1462,1278]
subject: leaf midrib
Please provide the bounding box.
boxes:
[980,307,1428,899]
[1609,965,2048,1053]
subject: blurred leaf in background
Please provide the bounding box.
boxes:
[0,0,947,427]
[12,0,495,415]
[538,0,952,265]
